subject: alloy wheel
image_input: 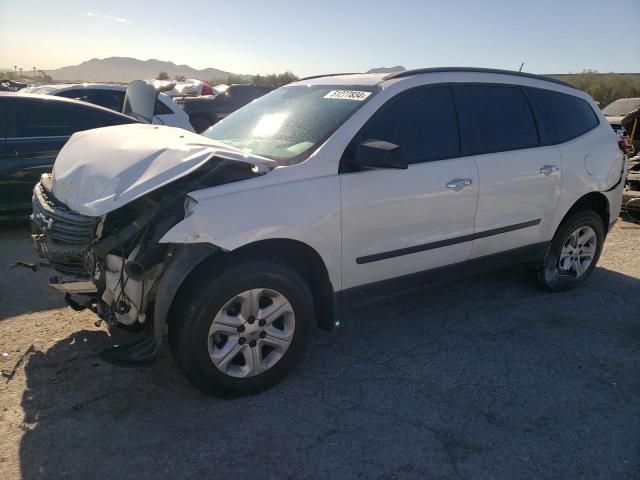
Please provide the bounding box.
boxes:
[558,225,597,277]
[207,289,295,378]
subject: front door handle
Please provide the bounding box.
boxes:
[446,178,472,190]
[540,165,559,176]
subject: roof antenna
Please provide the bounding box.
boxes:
[518,62,524,72]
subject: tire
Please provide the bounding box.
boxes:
[531,210,605,292]
[190,115,214,133]
[169,259,314,398]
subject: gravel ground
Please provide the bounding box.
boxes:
[1,218,639,480]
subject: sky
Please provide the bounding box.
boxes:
[1,0,638,76]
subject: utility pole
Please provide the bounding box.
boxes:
[33,67,37,79]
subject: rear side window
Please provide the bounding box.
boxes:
[528,88,599,144]
[13,101,94,137]
[358,86,460,164]
[462,85,539,154]
[57,89,125,112]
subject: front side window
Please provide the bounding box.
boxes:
[356,86,460,164]
[528,88,599,144]
[204,85,377,165]
[462,85,539,154]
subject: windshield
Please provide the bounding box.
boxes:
[602,98,640,116]
[203,85,377,165]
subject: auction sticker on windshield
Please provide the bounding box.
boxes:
[323,90,371,101]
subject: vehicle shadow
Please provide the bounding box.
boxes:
[16,265,640,479]
[0,220,65,319]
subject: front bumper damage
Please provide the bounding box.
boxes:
[29,146,266,365]
[31,174,181,365]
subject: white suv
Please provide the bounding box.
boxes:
[32,68,625,397]
[20,83,194,131]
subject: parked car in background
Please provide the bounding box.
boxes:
[172,78,216,97]
[0,79,28,92]
[0,93,136,217]
[31,68,625,397]
[176,84,272,132]
[603,97,640,152]
[20,83,194,131]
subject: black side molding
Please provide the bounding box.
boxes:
[356,219,541,264]
[340,242,550,312]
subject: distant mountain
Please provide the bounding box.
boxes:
[44,57,250,83]
[366,66,406,74]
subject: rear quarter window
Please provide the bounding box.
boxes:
[154,99,173,115]
[527,88,599,144]
[92,109,136,128]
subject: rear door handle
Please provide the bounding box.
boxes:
[446,178,472,190]
[540,165,559,176]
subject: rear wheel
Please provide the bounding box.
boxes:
[531,211,604,291]
[169,260,313,397]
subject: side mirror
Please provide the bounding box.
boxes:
[123,80,158,123]
[354,139,407,170]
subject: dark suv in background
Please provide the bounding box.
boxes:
[176,84,272,132]
[0,93,136,217]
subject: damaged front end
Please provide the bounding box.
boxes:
[31,131,273,363]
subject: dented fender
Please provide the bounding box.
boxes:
[152,244,220,347]
[159,172,342,291]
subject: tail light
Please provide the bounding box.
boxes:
[618,137,630,153]
[201,83,213,96]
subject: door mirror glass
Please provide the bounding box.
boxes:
[123,80,158,123]
[354,139,407,169]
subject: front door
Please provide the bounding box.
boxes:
[340,85,479,290]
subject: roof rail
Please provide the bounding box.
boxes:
[297,72,361,82]
[383,67,577,89]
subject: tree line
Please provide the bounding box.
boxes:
[559,70,640,107]
[157,71,299,89]
[222,71,299,88]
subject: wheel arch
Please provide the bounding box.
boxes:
[157,238,336,341]
[229,238,336,331]
[558,192,610,233]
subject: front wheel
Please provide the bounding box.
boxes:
[531,211,605,292]
[169,260,314,397]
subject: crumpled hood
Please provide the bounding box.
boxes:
[51,124,275,216]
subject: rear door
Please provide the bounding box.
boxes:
[1,99,95,213]
[457,84,562,259]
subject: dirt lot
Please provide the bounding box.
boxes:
[1,218,639,480]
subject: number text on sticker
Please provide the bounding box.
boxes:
[323,90,371,101]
